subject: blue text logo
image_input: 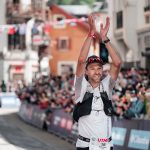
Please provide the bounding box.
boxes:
[128,130,150,150]
[112,127,127,146]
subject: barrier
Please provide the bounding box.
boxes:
[47,108,78,143]
[0,92,21,108]
[18,102,150,150]
[19,102,46,129]
[112,119,150,150]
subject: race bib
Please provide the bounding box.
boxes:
[89,137,110,150]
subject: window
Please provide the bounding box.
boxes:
[13,0,20,4]
[8,24,26,51]
[116,11,123,29]
[144,0,150,12]
[145,0,150,7]
[12,0,20,14]
[8,33,26,50]
[13,74,24,82]
[45,10,49,21]
[32,0,42,10]
[144,0,150,24]
[58,37,70,50]
[53,14,66,28]
[61,64,73,75]
[144,35,150,48]
[145,15,150,24]
[37,0,42,9]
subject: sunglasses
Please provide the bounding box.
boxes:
[87,57,103,64]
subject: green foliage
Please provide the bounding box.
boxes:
[76,0,96,6]
[49,0,104,6]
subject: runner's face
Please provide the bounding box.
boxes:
[85,63,103,83]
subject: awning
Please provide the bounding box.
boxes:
[141,51,150,57]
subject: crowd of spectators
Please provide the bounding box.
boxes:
[16,71,75,114]
[112,68,150,119]
[15,67,150,120]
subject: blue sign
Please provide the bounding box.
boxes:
[112,127,127,146]
[128,129,150,150]
[0,92,20,108]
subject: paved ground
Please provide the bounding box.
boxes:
[0,108,76,150]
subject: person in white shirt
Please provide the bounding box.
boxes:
[74,14,122,150]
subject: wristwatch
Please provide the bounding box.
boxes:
[103,38,110,44]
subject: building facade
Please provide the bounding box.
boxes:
[107,0,150,69]
[47,3,110,75]
[0,0,50,84]
[47,4,89,75]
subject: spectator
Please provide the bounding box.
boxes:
[1,80,7,92]
[16,68,150,120]
[123,90,144,119]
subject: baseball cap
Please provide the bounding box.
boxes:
[86,55,104,69]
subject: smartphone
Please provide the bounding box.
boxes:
[99,42,109,64]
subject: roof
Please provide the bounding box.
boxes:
[92,2,108,13]
[48,3,89,31]
[60,5,92,15]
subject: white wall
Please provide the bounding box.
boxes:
[123,0,139,62]
[0,0,7,81]
[0,0,6,25]
[0,60,4,81]
[137,0,146,29]
[106,0,125,62]
[0,0,7,54]
[109,0,141,63]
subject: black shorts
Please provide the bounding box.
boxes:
[76,147,113,150]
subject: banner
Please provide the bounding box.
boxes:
[128,130,150,150]
[0,92,21,108]
[0,17,87,34]
[18,102,45,129]
[112,127,127,146]
[47,108,74,140]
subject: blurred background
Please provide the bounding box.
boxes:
[0,0,150,150]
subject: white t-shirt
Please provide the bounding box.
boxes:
[74,74,115,148]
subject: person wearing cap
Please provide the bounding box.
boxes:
[74,14,122,150]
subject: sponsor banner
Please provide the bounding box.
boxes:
[128,130,150,150]
[19,102,45,129]
[19,102,34,123]
[70,122,78,141]
[112,127,127,146]
[32,35,44,45]
[48,108,73,138]
[0,92,21,108]
[18,101,27,120]
[31,105,46,129]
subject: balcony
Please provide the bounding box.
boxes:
[6,2,20,18]
[144,5,150,12]
[114,28,123,40]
